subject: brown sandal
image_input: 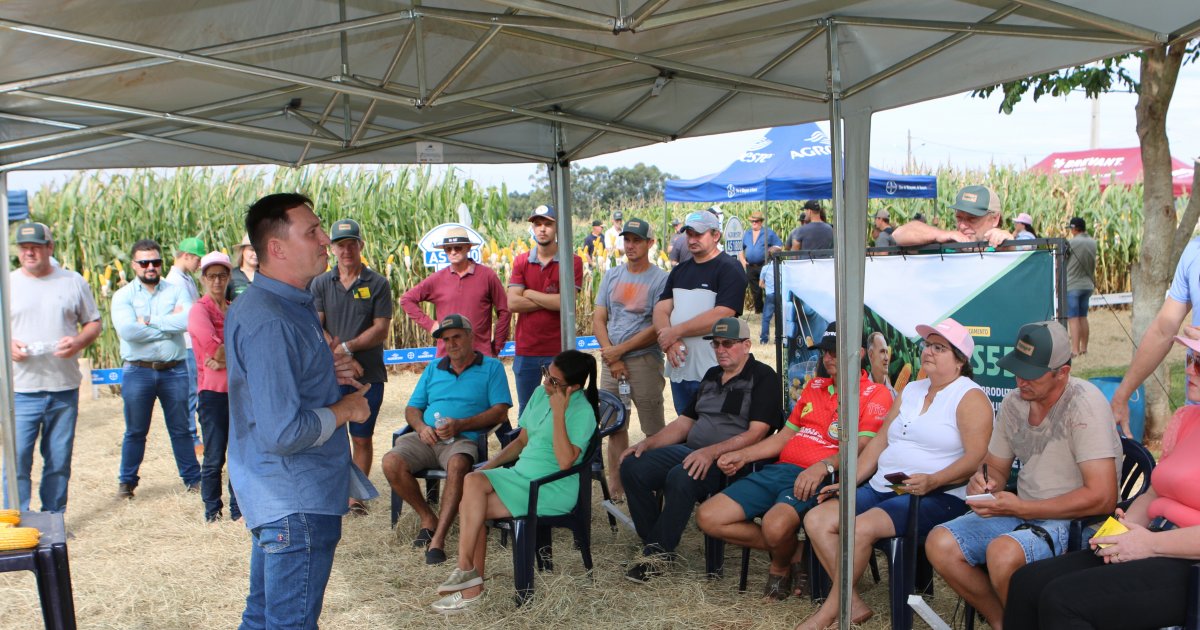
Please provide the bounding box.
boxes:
[762,572,792,601]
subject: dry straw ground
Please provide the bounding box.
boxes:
[0,309,1157,629]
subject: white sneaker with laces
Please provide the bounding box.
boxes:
[431,590,483,613]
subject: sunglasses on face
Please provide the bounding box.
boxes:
[710,338,746,349]
[1188,350,1200,374]
[540,364,565,388]
[750,219,763,224]
[443,245,468,253]
[134,259,163,268]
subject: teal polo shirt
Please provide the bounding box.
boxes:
[408,352,513,440]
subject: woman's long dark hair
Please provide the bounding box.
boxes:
[553,350,599,423]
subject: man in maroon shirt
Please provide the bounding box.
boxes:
[401,227,510,357]
[507,205,584,415]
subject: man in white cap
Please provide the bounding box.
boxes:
[7,222,102,512]
[927,320,1120,629]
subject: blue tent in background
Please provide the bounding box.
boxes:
[7,190,29,222]
[664,123,937,202]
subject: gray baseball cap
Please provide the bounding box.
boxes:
[950,185,1001,217]
[680,210,721,234]
[330,218,362,242]
[998,321,1072,380]
[432,313,473,339]
[704,317,751,340]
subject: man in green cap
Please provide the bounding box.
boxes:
[164,235,206,453]
[893,185,1013,249]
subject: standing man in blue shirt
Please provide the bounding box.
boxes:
[111,239,201,499]
[738,210,783,315]
[226,193,376,629]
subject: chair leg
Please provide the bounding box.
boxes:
[738,545,752,593]
[964,602,977,630]
[425,478,441,505]
[535,525,554,572]
[512,520,536,606]
[704,534,725,578]
[575,522,594,573]
[887,539,914,630]
[593,466,618,532]
[807,543,831,602]
[869,552,881,583]
[390,489,402,528]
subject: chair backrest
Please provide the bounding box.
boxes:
[1119,436,1156,504]
[596,389,628,438]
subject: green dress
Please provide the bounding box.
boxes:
[481,387,596,518]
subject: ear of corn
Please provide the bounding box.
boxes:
[0,509,19,525]
[0,527,40,550]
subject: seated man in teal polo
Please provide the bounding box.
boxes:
[381,314,512,565]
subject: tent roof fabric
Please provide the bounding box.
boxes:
[1029,147,1196,196]
[1,1,1197,171]
[664,123,937,202]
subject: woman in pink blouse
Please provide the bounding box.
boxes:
[188,251,240,523]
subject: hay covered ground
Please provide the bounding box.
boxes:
[0,308,1153,629]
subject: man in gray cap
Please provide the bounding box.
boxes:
[653,209,747,415]
[926,320,1120,629]
[605,210,625,252]
[311,218,393,514]
[873,209,896,248]
[8,222,102,512]
[894,185,1012,248]
[620,317,781,582]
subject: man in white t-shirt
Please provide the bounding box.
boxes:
[8,222,102,512]
[926,321,1121,629]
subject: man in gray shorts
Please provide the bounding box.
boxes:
[925,321,1120,628]
[381,314,512,565]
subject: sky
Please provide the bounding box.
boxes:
[6,62,1199,195]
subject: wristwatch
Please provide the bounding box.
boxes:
[824,460,835,476]
[341,341,351,354]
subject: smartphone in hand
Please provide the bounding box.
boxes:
[965,493,996,501]
[884,472,910,494]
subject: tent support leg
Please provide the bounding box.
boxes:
[551,121,577,351]
[0,171,19,509]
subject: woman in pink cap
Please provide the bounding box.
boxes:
[1004,334,1200,629]
[797,317,994,629]
[1013,212,1038,241]
[188,251,240,523]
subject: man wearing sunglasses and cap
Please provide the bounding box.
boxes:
[620,317,781,583]
[111,238,201,499]
[401,226,510,359]
[926,320,1120,629]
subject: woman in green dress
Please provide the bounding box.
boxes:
[432,350,599,613]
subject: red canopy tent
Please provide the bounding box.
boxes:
[1029,147,1194,196]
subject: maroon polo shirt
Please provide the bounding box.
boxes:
[400,262,511,356]
[508,250,584,357]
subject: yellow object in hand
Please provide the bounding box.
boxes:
[1093,516,1129,548]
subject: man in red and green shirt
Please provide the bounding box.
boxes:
[697,322,893,600]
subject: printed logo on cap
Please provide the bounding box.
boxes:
[534,205,551,216]
[1016,339,1035,356]
[714,324,729,333]
[962,192,979,203]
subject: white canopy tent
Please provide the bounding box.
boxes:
[2,2,1197,625]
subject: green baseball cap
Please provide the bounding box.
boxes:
[15,222,51,245]
[178,237,205,258]
[432,313,473,338]
[330,218,362,242]
[619,217,653,240]
[703,317,751,340]
[950,185,1001,217]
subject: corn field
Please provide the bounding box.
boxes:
[13,165,1177,370]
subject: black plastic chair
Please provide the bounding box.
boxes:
[590,390,628,532]
[389,424,497,527]
[0,512,76,630]
[490,428,601,605]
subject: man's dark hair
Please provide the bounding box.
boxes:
[245,193,313,263]
[130,238,161,259]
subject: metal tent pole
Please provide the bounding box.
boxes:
[0,171,19,508]
[551,121,577,351]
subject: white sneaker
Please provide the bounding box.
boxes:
[430,590,483,614]
[437,567,483,594]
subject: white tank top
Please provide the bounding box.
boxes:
[870,375,988,499]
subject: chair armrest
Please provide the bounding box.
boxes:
[524,431,598,519]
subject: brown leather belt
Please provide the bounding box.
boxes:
[128,360,182,371]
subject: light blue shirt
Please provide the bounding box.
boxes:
[409,353,513,441]
[225,273,377,529]
[110,279,192,362]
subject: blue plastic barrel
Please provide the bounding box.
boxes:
[1088,376,1144,442]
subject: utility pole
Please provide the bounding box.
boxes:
[1089,96,1100,149]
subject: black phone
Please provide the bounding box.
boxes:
[884,472,910,485]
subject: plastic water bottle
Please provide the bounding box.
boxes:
[434,412,454,445]
[24,341,56,356]
[618,375,631,411]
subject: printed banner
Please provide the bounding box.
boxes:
[776,248,1059,410]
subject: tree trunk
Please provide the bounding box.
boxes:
[1132,43,1187,444]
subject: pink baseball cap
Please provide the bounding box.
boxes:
[915,317,974,358]
[200,251,232,272]
[1174,335,1200,353]
[1014,212,1034,226]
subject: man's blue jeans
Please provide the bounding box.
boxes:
[118,363,201,488]
[240,512,342,630]
[669,379,701,416]
[761,292,776,342]
[198,390,239,521]
[4,389,79,512]
[185,348,200,445]
[513,354,554,417]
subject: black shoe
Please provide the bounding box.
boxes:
[425,547,448,565]
[205,511,222,523]
[186,482,201,494]
[625,562,661,584]
[116,483,136,499]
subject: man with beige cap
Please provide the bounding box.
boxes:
[894,185,1013,249]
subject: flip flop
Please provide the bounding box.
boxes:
[348,499,368,516]
[791,561,808,598]
[412,528,434,548]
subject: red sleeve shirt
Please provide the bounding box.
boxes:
[777,371,893,469]
[400,263,510,357]
[508,251,584,357]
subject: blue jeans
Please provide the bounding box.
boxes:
[118,363,201,487]
[186,349,200,445]
[4,390,79,512]
[241,513,342,630]
[513,355,554,417]
[936,512,1070,565]
[761,293,776,342]
[198,390,239,520]
[669,379,701,416]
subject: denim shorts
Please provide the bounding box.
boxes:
[935,512,1070,565]
[1066,289,1093,318]
[722,463,819,519]
[855,486,967,538]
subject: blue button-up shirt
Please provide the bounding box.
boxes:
[225,273,377,529]
[742,226,783,264]
[110,279,192,362]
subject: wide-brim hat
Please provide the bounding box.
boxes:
[439,226,474,249]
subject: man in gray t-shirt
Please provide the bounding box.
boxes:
[1065,217,1098,356]
[9,222,103,512]
[594,217,669,499]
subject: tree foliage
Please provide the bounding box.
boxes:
[507,162,677,218]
